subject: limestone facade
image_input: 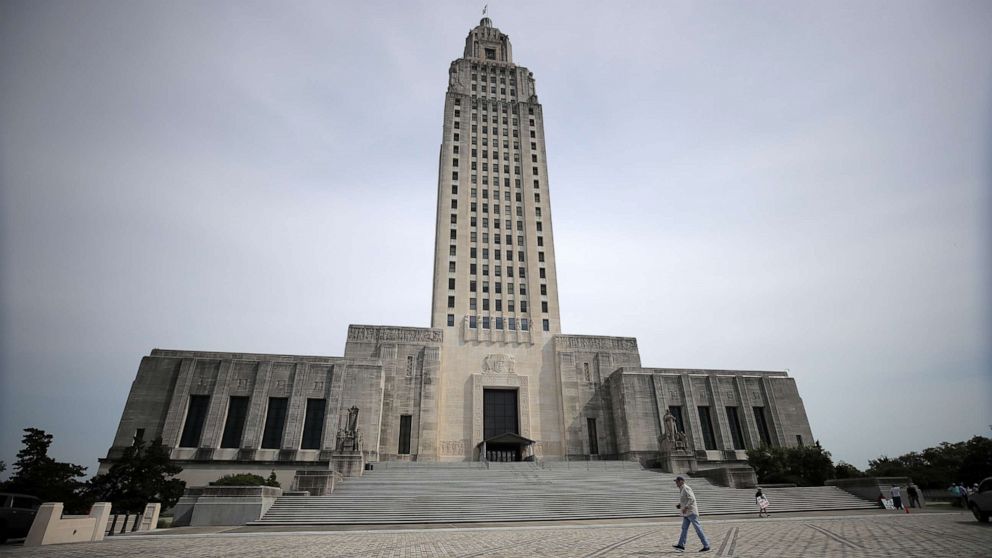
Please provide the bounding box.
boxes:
[101,18,814,482]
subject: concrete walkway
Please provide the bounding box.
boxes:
[1,510,988,557]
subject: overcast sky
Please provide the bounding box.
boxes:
[1,0,989,476]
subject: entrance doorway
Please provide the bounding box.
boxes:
[483,389,520,461]
[484,389,518,438]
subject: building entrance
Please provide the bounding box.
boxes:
[484,389,518,438]
[483,389,522,461]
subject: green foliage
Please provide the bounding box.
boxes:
[0,428,89,513]
[211,473,268,486]
[833,461,865,479]
[266,470,280,488]
[746,441,835,486]
[866,436,992,489]
[87,438,185,512]
[211,471,280,487]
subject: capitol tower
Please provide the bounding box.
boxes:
[429,17,569,461]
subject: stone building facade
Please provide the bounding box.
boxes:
[101,18,813,487]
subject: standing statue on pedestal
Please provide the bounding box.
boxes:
[663,409,677,442]
[336,405,363,452]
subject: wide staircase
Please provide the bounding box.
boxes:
[254,461,875,525]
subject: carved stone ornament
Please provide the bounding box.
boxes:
[554,335,638,353]
[348,326,442,344]
[482,353,515,375]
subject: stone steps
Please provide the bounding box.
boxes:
[254,463,875,525]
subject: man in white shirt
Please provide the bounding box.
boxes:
[673,476,711,552]
[890,484,903,510]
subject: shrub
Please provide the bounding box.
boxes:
[211,473,267,486]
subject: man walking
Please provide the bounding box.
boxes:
[673,475,710,552]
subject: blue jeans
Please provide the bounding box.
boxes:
[678,513,710,548]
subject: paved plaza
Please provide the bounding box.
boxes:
[2,511,989,557]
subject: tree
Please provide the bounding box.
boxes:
[746,441,835,486]
[866,436,992,488]
[833,461,864,479]
[87,438,185,512]
[0,428,89,512]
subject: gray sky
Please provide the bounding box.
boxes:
[1,0,990,475]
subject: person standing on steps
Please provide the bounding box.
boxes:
[755,487,770,518]
[672,475,711,553]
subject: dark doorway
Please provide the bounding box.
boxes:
[484,389,518,439]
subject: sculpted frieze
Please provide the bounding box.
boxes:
[348,326,442,344]
[555,336,638,353]
[482,353,515,375]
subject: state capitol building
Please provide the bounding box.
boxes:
[101,17,814,489]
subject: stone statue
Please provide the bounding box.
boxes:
[346,406,359,432]
[675,431,688,451]
[663,409,677,441]
[336,406,362,452]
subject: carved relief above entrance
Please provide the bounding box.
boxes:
[482,353,515,374]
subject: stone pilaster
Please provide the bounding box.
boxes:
[160,358,196,448]
[707,376,731,451]
[282,363,308,450]
[241,361,273,450]
[417,346,441,460]
[735,376,760,448]
[198,360,234,449]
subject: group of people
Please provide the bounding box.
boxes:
[879,483,923,510]
[949,482,976,507]
[669,477,772,553]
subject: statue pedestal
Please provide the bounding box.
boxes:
[331,451,365,478]
[658,437,697,474]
